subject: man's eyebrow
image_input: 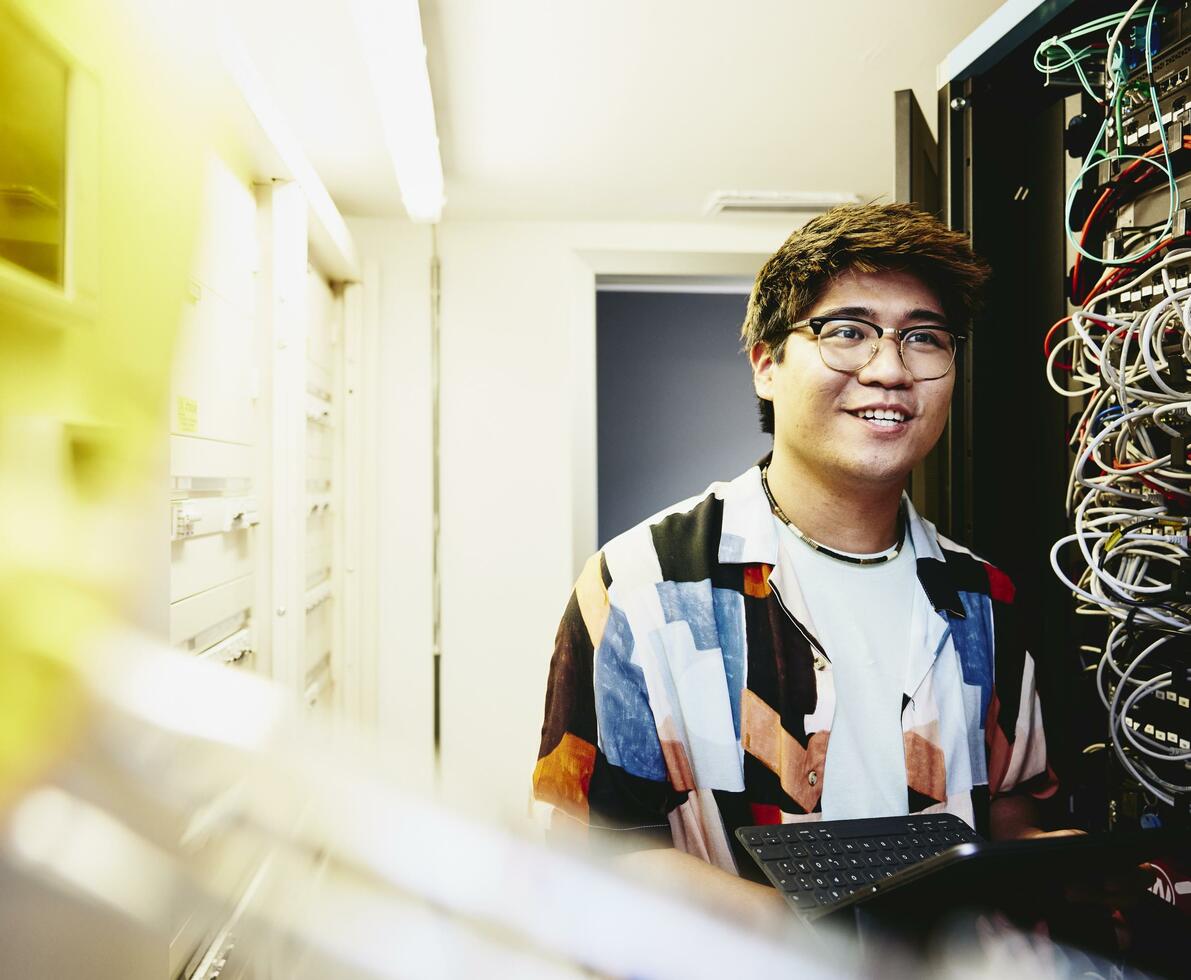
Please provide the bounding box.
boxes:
[903,307,949,323]
[817,305,878,319]
[816,305,948,323]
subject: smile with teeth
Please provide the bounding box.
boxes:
[850,408,911,427]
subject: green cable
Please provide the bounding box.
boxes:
[1054,1,1181,267]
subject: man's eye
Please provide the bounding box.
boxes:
[904,329,949,349]
[821,322,866,341]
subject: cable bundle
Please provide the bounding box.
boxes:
[1039,1,1191,811]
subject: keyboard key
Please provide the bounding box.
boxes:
[867,856,884,868]
[811,859,828,872]
[846,856,865,869]
[797,830,816,842]
[864,870,881,882]
[786,843,809,858]
[829,873,845,887]
[828,888,844,902]
[897,851,913,863]
[807,843,826,857]
[796,876,814,891]
[742,831,765,845]
[788,892,815,907]
[827,857,846,870]
[845,871,863,885]
[893,837,908,848]
[812,874,829,889]
[755,845,787,861]
[819,831,834,841]
[842,840,858,853]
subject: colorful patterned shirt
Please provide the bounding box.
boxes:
[532,461,1058,876]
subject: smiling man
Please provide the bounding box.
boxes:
[532,204,1059,909]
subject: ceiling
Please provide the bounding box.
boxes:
[234,0,1006,222]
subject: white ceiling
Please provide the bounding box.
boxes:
[235,0,1006,222]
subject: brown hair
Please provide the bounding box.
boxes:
[741,203,991,434]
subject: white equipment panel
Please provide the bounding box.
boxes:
[302,268,341,716]
[169,156,261,676]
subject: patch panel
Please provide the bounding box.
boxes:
[1106,262,1191,315]
[1118,20,1191,152]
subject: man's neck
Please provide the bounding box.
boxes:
[765,450,905,555]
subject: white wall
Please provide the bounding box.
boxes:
[348,218,437,791]
[355,217,794,823]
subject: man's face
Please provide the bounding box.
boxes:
[750,268,955,490]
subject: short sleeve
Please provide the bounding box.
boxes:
[532,553,681,849]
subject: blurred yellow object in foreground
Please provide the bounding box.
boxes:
[0,0,215,803]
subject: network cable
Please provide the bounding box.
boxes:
[1037,1,1191,816]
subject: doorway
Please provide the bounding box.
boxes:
[595,277,773,546]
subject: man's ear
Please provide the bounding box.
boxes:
[750,342,776,402]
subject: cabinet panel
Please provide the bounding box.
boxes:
[304,599,332,675]
[192,156,258,310]
[305,417,333,463]
[170,435,254,486]
[171,527,253,604]
[169,574,253,646]
[171,291,256,445]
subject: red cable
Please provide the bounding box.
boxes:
[1072,138,1191,303]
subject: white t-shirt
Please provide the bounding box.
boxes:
[774,514,917,820]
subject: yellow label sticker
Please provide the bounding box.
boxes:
[176,396,198,433]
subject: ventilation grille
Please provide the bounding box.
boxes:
[705,190,862,216]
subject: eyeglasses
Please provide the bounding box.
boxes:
[788,316,965,381]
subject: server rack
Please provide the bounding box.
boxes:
[900,0,1191,834]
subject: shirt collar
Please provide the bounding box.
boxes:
[723,455,967,619]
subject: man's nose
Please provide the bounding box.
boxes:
[858,334,914,385]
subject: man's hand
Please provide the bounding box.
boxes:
[989,790,1052,841]
[991,791,1156,906]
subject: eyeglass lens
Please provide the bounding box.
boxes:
[816,318,956,380]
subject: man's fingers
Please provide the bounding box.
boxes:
[1063,863,1158,909]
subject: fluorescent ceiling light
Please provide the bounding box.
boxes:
[350,0,445,223]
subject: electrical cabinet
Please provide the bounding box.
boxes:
[302,267,342,718]
[170,157,262,677]
[166,158,355,980]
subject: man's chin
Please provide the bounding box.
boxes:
[836,456,915,490]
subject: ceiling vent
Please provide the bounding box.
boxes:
[705,190,863,216]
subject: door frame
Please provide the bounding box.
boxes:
[566,248,771,579]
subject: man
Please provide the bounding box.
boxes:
[532,204,1059,909]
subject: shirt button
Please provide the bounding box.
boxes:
[813,654,828,671]
[808,770,818,786]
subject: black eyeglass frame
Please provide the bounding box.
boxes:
[787,315,968,381]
